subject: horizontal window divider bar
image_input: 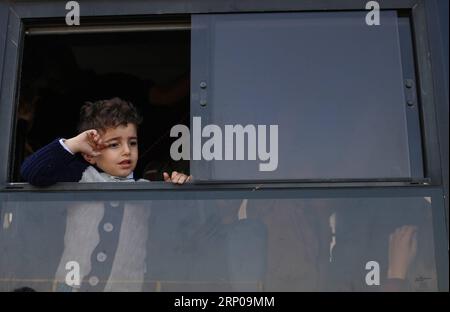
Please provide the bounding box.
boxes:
[0,186,443,203]
[25,23,190,35]
[192,178,431,185]
[0,179,436,193]
[12,0,419,19]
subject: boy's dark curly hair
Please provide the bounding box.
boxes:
[77,97,142,133]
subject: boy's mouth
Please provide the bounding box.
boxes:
[118,160,132,166]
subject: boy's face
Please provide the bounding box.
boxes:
[85,123,139,177]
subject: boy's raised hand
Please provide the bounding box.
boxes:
[163,171,192,185]
[65,129,107,156]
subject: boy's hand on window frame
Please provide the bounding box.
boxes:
[163,171,192,185]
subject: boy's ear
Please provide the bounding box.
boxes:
[82,153,97,165]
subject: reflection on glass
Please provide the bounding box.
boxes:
[0,197,437,291]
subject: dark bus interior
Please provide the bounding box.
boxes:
[12,22,190,182]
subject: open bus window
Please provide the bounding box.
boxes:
[12,22,190,183]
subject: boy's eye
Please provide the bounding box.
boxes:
[109,143,119,148]
[130,141,138,146]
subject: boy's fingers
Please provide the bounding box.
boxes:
[87,149,101,157]
[186,175,192,182]
[87,131,96,140]
[96,139,106,149]
[177,175,187,184]
[87,131,106,150]
[172,174,181,184]
[163,172,191,184]
[86,132,96,145]
[87,130,98,140]
[163,172,171,182]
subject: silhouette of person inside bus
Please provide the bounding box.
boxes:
[20,98,191,291]
[15,37,189,181]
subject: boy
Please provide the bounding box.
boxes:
[20,97,191,291]
[21,97,190,185]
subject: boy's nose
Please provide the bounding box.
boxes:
[122,144,131,155]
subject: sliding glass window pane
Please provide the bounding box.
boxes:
[191,12,422,181]
[0,192,442,291]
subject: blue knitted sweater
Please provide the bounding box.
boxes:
[20,139,90,186]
